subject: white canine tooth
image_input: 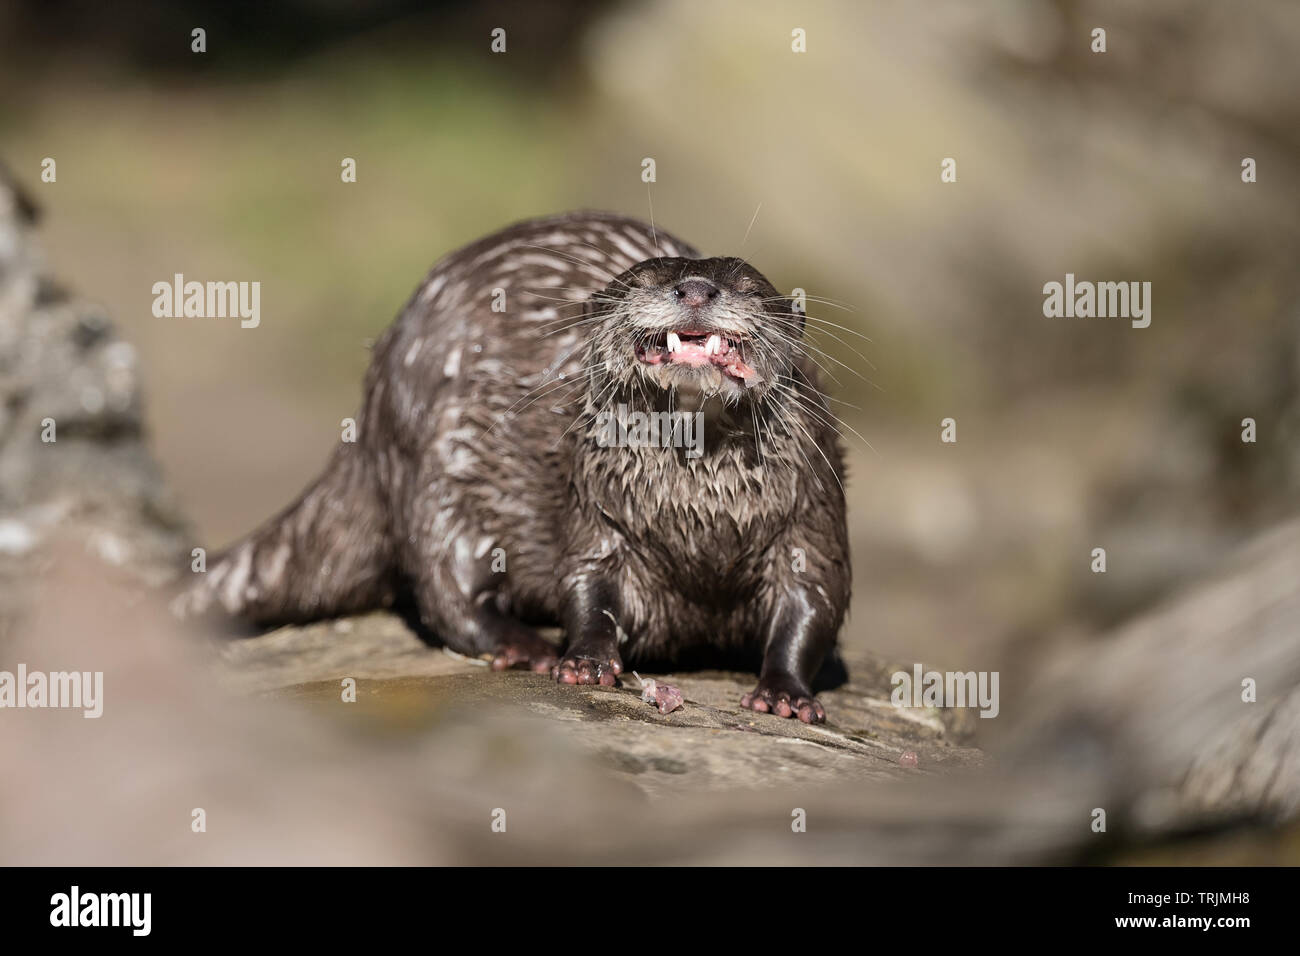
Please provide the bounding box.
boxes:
[666,332,682,353]
[705,334,722,356]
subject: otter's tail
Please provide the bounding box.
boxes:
[171,447,396,629]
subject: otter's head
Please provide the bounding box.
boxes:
[583,256,800,406]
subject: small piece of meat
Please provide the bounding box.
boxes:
[634,672,684,714]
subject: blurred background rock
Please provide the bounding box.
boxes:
[1,0,1296,758]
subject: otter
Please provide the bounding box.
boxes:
[177,212,850,723]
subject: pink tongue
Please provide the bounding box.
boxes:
[668,343,713,367]
[667,343,758,382]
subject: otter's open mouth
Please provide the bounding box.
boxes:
[635,330,760,383]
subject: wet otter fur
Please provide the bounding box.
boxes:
[176,212,850,723]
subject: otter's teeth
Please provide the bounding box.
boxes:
[666,332,682,353]
[705,334,722,356]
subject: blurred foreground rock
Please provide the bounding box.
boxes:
[0,162,185,632]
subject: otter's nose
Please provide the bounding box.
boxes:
[673,278,720,308]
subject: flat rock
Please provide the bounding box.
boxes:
[219,611,984,797]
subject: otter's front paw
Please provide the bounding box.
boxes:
[489,632,558,674]
[741,676,826,724]
[552,649,623,686]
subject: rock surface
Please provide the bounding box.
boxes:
[220,613,984,797]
